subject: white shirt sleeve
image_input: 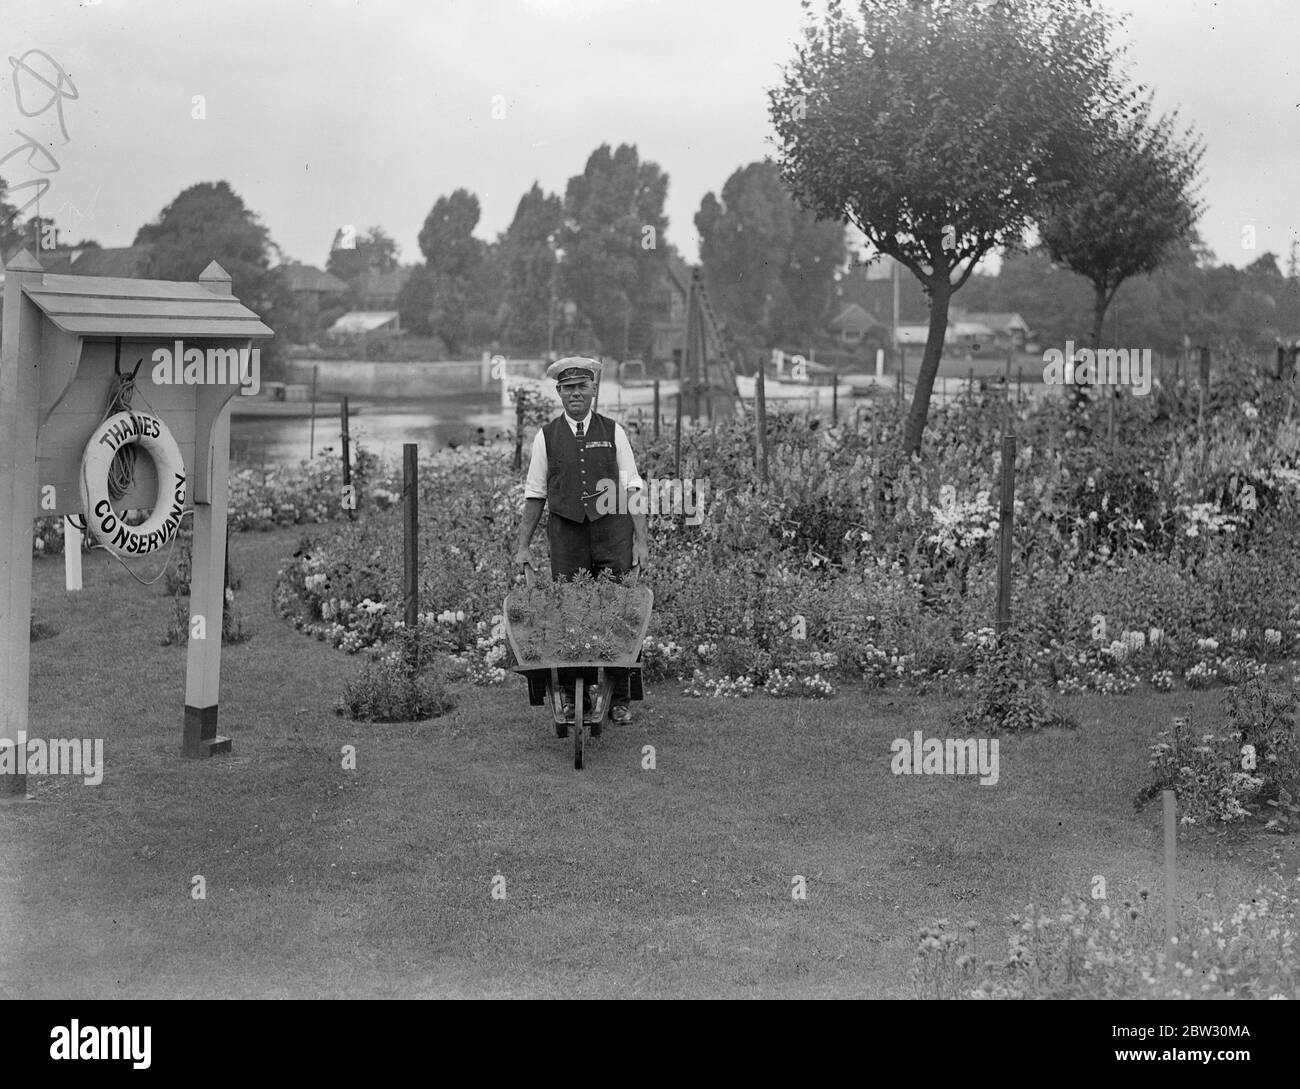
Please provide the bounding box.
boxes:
[614,423,644,493]
[523,429,548,500]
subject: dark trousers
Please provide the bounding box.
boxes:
[547,509,634,702]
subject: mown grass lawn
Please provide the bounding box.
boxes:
[2,525,1295,998]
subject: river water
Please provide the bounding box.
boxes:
[229,389,510,466]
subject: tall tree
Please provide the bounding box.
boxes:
[696,160,847,351]
[500,182,564,352]
[560,144,668,359]
[399,189,485,353]
[1039,96,1203,361]
[134,181,294,368]
[769,0,1134,454]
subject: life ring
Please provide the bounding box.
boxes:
[80,410,187,555]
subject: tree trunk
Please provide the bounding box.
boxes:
[1089,284,1108,351]
[903,276,952,456]
[1070,282,1111,411]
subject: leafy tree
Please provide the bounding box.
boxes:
[396,263,437,339]
[1039,96,1203,359]
[696,160,847,351]
[0,176,27,262]
[399,189,485,353]
[769,0,1134,454]
[500,182,563,352]
[326,225,400,284]
[560,144,668,359]
[134,181,294,370]
[468,238,508,350]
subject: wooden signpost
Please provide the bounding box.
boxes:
[0,251,272,797]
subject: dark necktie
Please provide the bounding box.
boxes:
[575,420,584,439]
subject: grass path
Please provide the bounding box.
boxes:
[1,525,1295,998]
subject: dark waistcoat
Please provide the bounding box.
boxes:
[544,412,620,522]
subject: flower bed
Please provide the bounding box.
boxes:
[261,359,1300,705]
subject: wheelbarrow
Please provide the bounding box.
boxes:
[503,563,653,770]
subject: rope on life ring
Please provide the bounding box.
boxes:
[80,410,188,557]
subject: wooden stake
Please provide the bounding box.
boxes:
[341,395,355,522]
[513,393,525,471]
[309,364,318,459]
[653,379,660,439]
[996,433,1016,637]
[756,364,768,486]
[674,391,682,479]
[1164,789,1177,976]
[832,372,838,424]
[403,443,419,673]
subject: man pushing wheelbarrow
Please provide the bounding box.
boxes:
[512,357,650,725]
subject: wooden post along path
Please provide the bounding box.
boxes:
[403,444,419,672]
[996,433,1017,637]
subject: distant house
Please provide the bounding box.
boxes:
[895,311,1030,354]
[280,262,350,342]
[40,244,153,278]
[328,310,400,338]
[962,311,1030,351]
[353,268,411,310]
[282,262,349,298]
[828,302,888,347]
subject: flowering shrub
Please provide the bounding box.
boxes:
[1139,681,1300,827]
[337,642,456,723]
[228,445,386,531]
[683,670,755,698]
[951,629,1077,734]
[763,667,835,699]
[917,874,1300,999]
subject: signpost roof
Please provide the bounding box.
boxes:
[19,263,273,339]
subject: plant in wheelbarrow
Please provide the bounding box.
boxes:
[336,627,457,722]
[506,568,650,665]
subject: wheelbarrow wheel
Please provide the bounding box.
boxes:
[573,676,585,770]
[550,669,568,737]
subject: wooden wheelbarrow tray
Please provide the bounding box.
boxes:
[502,571,653,770]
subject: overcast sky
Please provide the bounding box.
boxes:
[3,0,1296,274]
